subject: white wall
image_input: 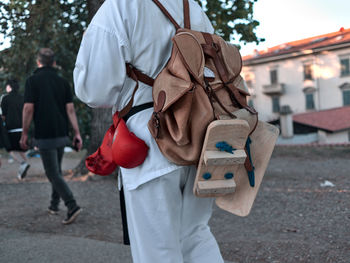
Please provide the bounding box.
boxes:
[243,47,350,121]
[318,130,349,144]
[316,50,349,109]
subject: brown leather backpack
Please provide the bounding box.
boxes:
[123,0,258,169]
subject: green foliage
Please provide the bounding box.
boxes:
[195,0,264,44]
[0,0,262,148]
[0,0,90,144]
[0,0,87,82]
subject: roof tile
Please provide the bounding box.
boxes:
[293,106,350,132]
[243,28,350,62]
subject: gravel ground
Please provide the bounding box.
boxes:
[0,146,349,263]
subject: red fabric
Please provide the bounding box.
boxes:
[85,112,149,175]
[85,123,118,176]
[112,118,149,169]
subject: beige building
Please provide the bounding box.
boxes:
[242,28,350,143]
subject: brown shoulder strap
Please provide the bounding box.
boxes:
[183,0,191,29]
[120,0,191,117]
[201,32,258,117]
[152,0,180,30]
[119,65,139,119]
[119,64,155,118]
[152,0,191,30]
[126,63,154,87]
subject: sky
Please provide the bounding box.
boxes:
[1,0,350,54]
[239,0,350,56]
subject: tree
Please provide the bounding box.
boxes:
[0,0,87,82]
[87,1,264,44]
[86,0,105,20]
[0,0,91,148]
[72,0,111,175]
[1,0,262,175]
[195,0,264,44]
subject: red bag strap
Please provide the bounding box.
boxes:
[152,0,191,30]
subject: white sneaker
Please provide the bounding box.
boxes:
[17,163,30,180]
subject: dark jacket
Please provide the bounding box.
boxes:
[1,91,24,130]
[24,66,73,139]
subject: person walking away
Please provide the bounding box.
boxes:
[20,48,83,225]
[1,80,30,179]
[74,0,224,262]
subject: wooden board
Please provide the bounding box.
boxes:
[219,108,258,135]
[197,180,236,195]
[204,150,246,166]
[194,119,250,197]
[215,121,279,216]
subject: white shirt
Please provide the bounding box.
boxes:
[74,0,214,190]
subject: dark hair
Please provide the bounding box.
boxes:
[6,79,20,93]
[37,48,55,66]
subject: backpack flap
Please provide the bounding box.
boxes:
[152,66,193,113]
[148,30,214,162]
[152,31,205,114]
[177,29,246,92]
[172,31,205,84]
[214,37,243,86]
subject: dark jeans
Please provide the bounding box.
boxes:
[39,147,77,211]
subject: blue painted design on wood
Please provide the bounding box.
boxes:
[245,137,255,187]
[202,173,212,180]
[215,141,236,154]
[248,170,255,187]
[224,173,234,179]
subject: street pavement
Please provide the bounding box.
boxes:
[0,227,132,263]
[0,153,235,263]
[1,147,350,263]
[0,227,235,262]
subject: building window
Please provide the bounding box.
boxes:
[270,69,278,84]
[305,93,315,110]
[304,64,313,80]
[272,96,280,113]
[343,90,350,106]
[340,58,350,77]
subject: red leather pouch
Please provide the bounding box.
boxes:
[85,122,118,176]
[85,111,149,175]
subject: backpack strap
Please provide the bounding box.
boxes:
[152,0,191,30]
[202,32,230,83]
[201,32,257,115]
[183,0,191,29]
[118,64,154,119]
[120,0,191,118]
[201,33,260,179]
[126,63,154,87]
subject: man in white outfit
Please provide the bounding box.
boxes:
[74,0,224,262]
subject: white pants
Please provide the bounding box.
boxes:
[123,166,224,263]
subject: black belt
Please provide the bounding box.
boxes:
[119,101,153,246]
[122,102,154,123]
